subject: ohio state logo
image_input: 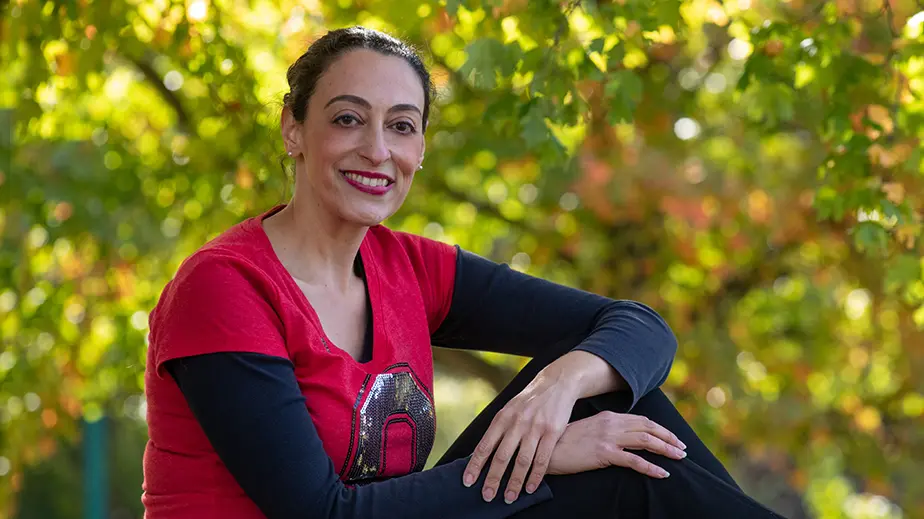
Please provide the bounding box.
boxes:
[339,363,436,481]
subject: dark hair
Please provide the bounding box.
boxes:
[283,26,433,129]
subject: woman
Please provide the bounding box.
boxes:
[141,26,784,519]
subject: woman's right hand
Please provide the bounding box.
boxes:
[546,411,687,479]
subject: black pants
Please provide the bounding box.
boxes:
[435,345,786,518]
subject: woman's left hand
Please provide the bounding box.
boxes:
[462,367,578,504]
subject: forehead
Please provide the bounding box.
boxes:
[313,49,425,110]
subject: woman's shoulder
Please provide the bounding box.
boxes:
[366,224,458,260]
[194,213,270,261]
[147,219,291,375]
[365,226,458,322]
[157,215,282,312]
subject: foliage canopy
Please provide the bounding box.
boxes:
[2,0,923,517]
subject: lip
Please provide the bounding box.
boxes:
[340,170,395,196]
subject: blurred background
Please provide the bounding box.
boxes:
[2,0,923,517]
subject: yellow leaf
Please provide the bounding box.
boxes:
[914,304,924,328]
[901,393,924,417]
[854,406,882,432]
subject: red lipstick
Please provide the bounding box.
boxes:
[340,170,395,196]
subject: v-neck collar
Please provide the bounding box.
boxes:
[248,205,381,371]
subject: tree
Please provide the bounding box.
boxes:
[2,0,922,517]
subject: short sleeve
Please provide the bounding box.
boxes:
[390,232,458,334]
[150,251,288,379]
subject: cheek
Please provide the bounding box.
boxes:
[306,122,349,158]
[394,139,424,175]
[314,132,348,164]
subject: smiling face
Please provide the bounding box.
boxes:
[282,49,426,227]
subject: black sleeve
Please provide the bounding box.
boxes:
[432,248,678,410]
[165,352,553,519]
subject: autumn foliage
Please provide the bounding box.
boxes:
[2,0,923,517]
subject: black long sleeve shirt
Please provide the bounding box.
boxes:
[165,248,678,519]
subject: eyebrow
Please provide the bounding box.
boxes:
[324,94,421,116]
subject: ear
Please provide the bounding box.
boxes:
[280,106,302,156]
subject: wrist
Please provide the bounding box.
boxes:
[542,350,623,399]
[537,360,583,399]
[538,352,592,399]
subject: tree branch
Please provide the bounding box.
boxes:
[535,0,582,88]
[128,54,192,132]
[882,0,905,146]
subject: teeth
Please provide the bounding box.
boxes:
[344,172,390,188]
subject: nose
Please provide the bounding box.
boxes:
[358,125,391,166]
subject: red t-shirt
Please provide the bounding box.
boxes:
[142,205,458,518]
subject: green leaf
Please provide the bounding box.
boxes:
[851,221,889,256]
[520,102,549,149]
[605,70,642,124]
[738,54,773,91]
[589,37,606,54]
[446,0,463,16]
[605,44,626,71]
[458,38,518,90]
[885,254,922,293]
[879,199,902,224]
[520,47,546,71]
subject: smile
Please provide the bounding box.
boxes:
[340,170,395,195]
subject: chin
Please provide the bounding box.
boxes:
[337,190,408,227]
[342,206,394,227]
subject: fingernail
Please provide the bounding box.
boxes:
[678,440,687,449]
[526,483,536,494]
[660,469,670,478]
[483,488,495,502]
[505,491,517,504]
[676,448,687,458]
[463,473,474,487]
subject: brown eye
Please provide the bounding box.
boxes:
[392,121,416,134]
[334,114,360,127]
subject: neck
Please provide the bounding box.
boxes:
[264,195,366,293]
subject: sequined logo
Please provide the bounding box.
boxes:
[340,364,436,482]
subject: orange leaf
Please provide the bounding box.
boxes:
[867,105,894,135]
[55,53,75,76]
[882,182,905,205]
[236,166,254,189]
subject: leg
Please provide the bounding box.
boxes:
[436,340,735,485]
[587,387,741,489]
[436,342,786,518]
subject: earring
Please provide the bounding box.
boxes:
[287,151,293,157]
[418,164,423,170]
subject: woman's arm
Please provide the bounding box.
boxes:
[432,248,679,409]
[428,249,682,505]
[165,351,553,519]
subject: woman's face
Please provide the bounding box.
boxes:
[283,49,426,227]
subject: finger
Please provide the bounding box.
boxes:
[632,416,686,451]
[463,414,510,487]
[524,433,557,494]
[621,431,686,460]
[503,433,540,503]
[482,431,522,502]
[612,449,670,479]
